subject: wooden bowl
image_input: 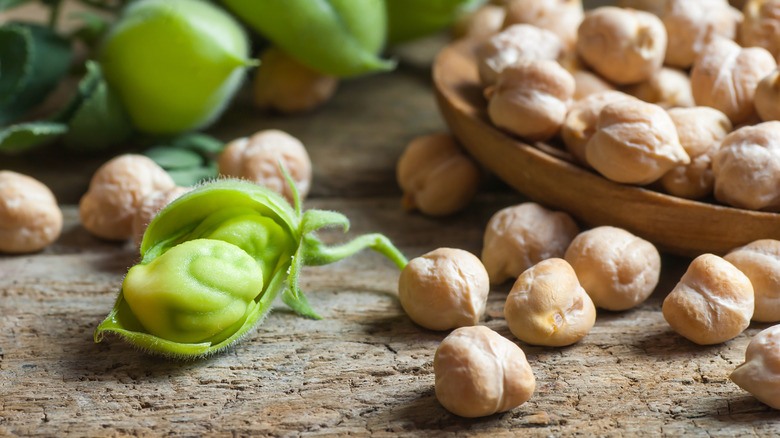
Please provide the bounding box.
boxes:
[432,38,780,257]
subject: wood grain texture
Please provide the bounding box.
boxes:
[433,38,780,257]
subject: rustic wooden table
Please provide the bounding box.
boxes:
[2,12,780,438]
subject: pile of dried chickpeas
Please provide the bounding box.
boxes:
[395,0,780,417]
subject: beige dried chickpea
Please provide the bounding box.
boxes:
[662,0,739,68]
[713,121,780,211]
[755,69,780,122]
[396,133,480,217]
[561,91,636,165]
[0,171,62,254]
[623,67,695,109]
[690,36,776,125]
[452,3,506,40]
[661,107,732,199]
[585,99,690,185]
[79,154,175,241]
[131,186,191,247]
[662,253,754,345]
[218,129,312,204]
[398,248,490,331]
[253,47,338,114]
[505,258,596,346]
[487,59,575,142]
[434,325,535,418]
[502,0,584,51]
[482,202,580,285]
[576,7,667,85]
[725,240,780,322]
[730,324,780,410]
[564,226,661,311]
[741,0,780,61]
[476,24,564,86]
[571,70,616,101]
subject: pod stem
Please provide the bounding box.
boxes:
[301,233,408,269]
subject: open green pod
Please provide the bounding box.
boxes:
[95,178,407,358]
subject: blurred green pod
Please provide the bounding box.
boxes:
[222,0,395,77]
[95,179,407,357]
[386,0,486,44]
[99,0,255,135]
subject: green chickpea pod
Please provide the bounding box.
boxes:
[99,0,255,134]
[95,177,407,358]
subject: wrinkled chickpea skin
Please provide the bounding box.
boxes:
[623,67,694,109]
[502,0,584,51]
[662,254,754,345]
[487,59,575,142]
[452,3,506,40]
[218,129,312,204]
[79,154,175,241]
[476,24,563,86]
[662,0,739,69]
[253,47,338,115]
[741,0,780,61]
[0,171,62,254]
[482,202,580,285]
[396,133,480,217]
[713,121,780,211]
[576,7,667,85]
[730,324,780,410]
[398,248,490,331]
[132,186,191,247]
[661,107,731,200]
[585,99,690,185]
[565,226,661,311]
[725,239,780,322]
[434,326,535,418]
[505,258,596,347]
[755,69,780,122]
[690,37,776,125]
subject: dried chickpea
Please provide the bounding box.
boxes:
[713,121,780,211]
[571,70,616,101]
[561,91,635,165]
[690,36,776,125]
[616,0,668,15]
[725,240,780,322]
[662,0,739,68]
[502,0,584,51]
[79,154,175,241]
[398,248,489,331]
[476,24,564,86]
[396,133,480,216]
[755,69,780,122]
[661,107,732,199]
[730,325,780,409]
[662,253,754,345]
[623,67,695,109]
[486,59,575,142]
[0,171,62,254]
[253,47,338,114]
[741,0,780,60]
[482,202,580,285]
[586,99,690,185]
[131,186,191,247]
[452,3,506,40]
[576,7,667,85]
[565,226,661,311]
[218,129,312,204]
[505,258,596,346]
[434,326,535,418]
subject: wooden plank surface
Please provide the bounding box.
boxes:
[2,14,780,438]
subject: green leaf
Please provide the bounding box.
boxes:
[0,121,67,153]
[171,132,225,155]
[0,24,32,107]
[0,23,73,125]
[62,71,134,151]
[0,0,35,13]
[68,11,110,46]
[165,163,219,186]
[50,59,102,123]
[144,146,204,169]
